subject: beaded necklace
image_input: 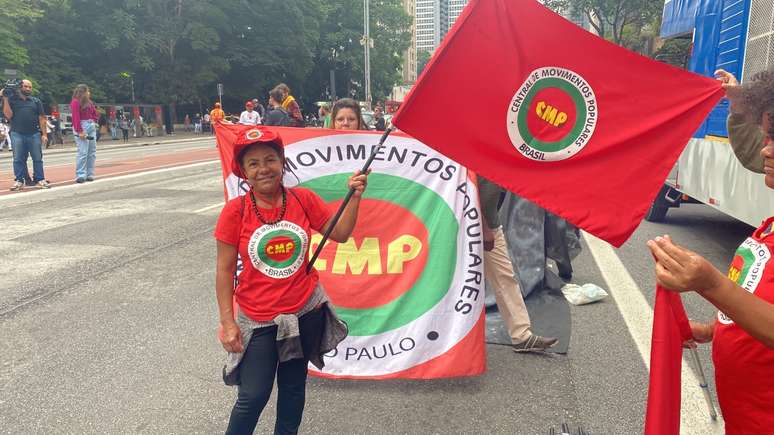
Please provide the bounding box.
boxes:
[250,186,287,225]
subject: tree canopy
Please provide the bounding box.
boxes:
[4,0,410,115]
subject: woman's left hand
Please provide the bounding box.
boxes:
[348,169,370,198]
[646,235,724,293]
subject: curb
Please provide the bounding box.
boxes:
[0,136,213,160]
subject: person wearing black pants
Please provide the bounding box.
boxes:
[225,308,323,435]
[215,129,367,435]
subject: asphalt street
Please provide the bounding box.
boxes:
[0,141,751,434]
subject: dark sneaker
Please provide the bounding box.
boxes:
[76,178,86,184]
[512,334,558,353]
[86,176,94,182]
[9,181,23,191]
[36,180,51,189]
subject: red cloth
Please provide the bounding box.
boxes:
[214,188,332,321]
[391,0,724,247]
[712,216,774,434]
[644,287,692,435]
[70,98,98,133]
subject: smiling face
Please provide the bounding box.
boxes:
[334,107,360,130]
[240,143,284,196]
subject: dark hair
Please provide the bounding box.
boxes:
[741,68,774,139]
[237,141,285,168]
[269,88,284,105]
[237,140,302,185]
[331,98,365,130]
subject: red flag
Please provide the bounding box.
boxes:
[644,286,693,435]
[392,0,724,247]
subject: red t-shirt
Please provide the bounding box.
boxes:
[214,187,332,321]
[713,216,774,434]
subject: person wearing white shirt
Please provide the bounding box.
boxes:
[239,101,262,125]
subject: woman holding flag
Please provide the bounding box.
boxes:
[215,126,367,434]
[647,68,774,433]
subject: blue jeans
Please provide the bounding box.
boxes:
[74,120,97,179]
[10,131,44,182]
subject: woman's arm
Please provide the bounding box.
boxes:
[70,100,83,134]
[216,240,243,353]
[323,170,369,243]
[648,235,774,349]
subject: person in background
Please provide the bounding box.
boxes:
[210,102,225,125]
[373,106,386,132]
[184,114,191,132]
[275,83,304,127]
[330,98,366,131]
[262,89,291,127]
[119,114,130,143]
[193,113,202,134]
[647,67,774,433]
[251,98,265,121]
[70,84,99,183]
[3,79,50,191]
[319,104,331,128]
[239,101,261,126]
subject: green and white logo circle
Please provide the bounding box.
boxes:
[284,133,483,376]
[247,221,308,278]
[506,66,598,162]
[718,238,770,324]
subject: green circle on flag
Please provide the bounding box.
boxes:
[517,77,587,152]
[301,173,458,336]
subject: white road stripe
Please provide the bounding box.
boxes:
[0,159,219,203]
[193,203,224,213]
[583,233,725,435]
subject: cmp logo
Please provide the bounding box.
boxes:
[283,133,483,377]
[506,67,598,162]
[718,238,771,325]
[245,128,263,141]
[247,221,308,278]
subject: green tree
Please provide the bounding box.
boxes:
[417,50,431,77]
[0,0,43,70]
[544,0,662,53]
[305,0,410,104]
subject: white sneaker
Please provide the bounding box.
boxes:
[9,181,23,191]
[36,180,51,189]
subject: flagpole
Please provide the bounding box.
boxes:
[688,347,718,420]
[306,126,395,273]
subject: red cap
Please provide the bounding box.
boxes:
[245,101,254,108]
[231,126,284,178]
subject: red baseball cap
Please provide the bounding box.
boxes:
[245,101,254,108]
[231,126,284,178]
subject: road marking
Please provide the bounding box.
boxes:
[583,233,724,435]
[0,159,220,202]
[194,203,224,213]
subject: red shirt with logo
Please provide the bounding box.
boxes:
[215,187,332,321]
[713,217,774,434]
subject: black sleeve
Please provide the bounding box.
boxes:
[35,98,45,117]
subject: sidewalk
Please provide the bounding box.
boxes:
[0,129,214,159]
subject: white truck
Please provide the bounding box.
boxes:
[648,0,774,225]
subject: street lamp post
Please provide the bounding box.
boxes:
[362,0,372,109]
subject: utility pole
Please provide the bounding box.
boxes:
[362,0,373,109]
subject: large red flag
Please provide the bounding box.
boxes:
[644,286,693,435]
[392,0,724,247]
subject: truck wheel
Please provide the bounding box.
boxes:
[644,202,669,222]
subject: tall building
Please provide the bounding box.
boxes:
[401,0,418,84]
[447,0,468,31]
[415,0,448,54]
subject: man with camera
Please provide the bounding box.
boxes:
[2,79,50,191]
